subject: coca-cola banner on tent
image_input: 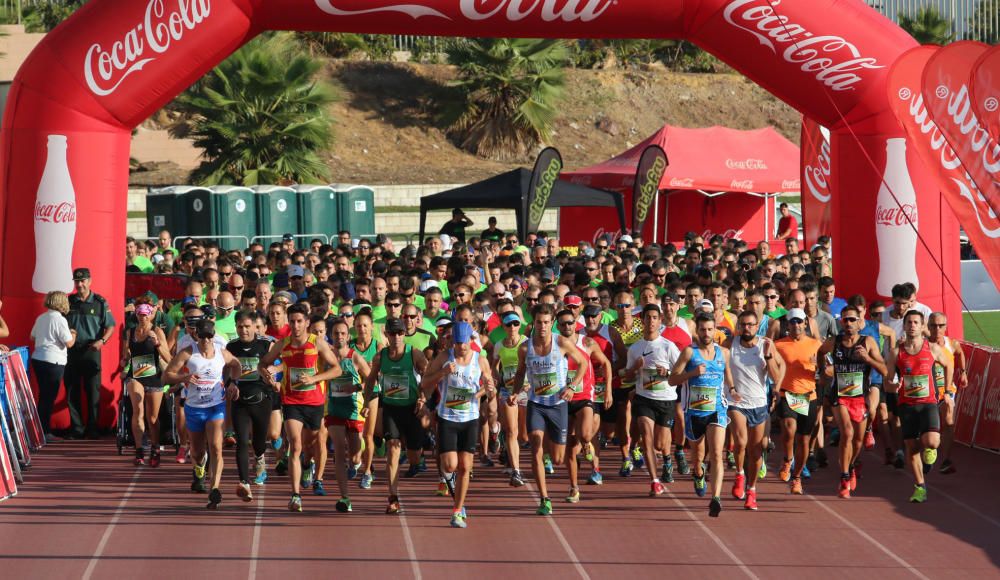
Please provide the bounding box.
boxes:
[888,46,1000,292]
[974,352,1000,450]
[800,118,832,248]
[0,0,966,424]
[631,145,668,235]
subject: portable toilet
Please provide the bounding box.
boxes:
[253,185,299,245]
[333,184,376,242]
[206,185,256,250]
[146,185,206,238]
[295,185,339,243]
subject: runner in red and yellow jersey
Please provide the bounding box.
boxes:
[927,312,966,475]
[259,303,343,512]
[885,310,952,503]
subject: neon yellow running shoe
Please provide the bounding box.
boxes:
[909,485,927,503]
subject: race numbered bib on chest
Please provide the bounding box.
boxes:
[836,371,864,397]
[784,391,811,416]
[445,383,475,411]
[502,367,519,388]
[566,369,583,393]
[532,371,560,397]
[593,380,607,403]
[902,375,930,399]
[288,367,317,391]
[238,357,260,381]
[689,385,717,412]
[329,376,356,396]
[643,368,667,392]
[383,373,410,401]
[131,354,156,379]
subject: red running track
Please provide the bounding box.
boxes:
[0,440,998,579]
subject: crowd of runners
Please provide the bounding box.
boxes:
[113,225,966,526]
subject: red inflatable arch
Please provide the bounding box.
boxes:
[0,0,962,426]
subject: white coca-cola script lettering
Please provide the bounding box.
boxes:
[84,0,211,97]
[701,228,744,242]
[315,0,613,22]
[730,179,754,189]
[722,0,883,91]
[803,127,832,203]
[34,201,77,224]
[669,177,695,188]
[725,158,768,170]
[875,204,917,227]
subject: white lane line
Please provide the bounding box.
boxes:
[399,502,422,580]
[805,492,930,580]
[664,488,759,579]
[82,469,142,580]
[525,482,591,580]
[248,487,265,580]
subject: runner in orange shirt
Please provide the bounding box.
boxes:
[772,308,821,495]
[927,312,966,475]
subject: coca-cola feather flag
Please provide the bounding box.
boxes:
[971,45,1000,146]
[523,147,562,239]
[800,118,832,248]
[891,46,1000,290]
[630,145,668,236]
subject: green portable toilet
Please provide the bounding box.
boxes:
[253,185,299,244]
[334,184,376,241]
[209,186,256,250]
[295,185,339,242]
[146,185,203,238]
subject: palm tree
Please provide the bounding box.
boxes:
[445,38,569,161]
[169,33,336,186]
[898,7,955,45]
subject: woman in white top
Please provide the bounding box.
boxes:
[30,291,76,441]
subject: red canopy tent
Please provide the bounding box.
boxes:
[561,125,800,249]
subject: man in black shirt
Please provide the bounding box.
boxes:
[439,208,474,244]
[480,216,504,243]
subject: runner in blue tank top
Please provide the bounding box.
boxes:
[671,314,737,518]
[421,321,494,528]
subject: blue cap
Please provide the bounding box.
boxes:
[502,313,520,326]
[453,321,474,344]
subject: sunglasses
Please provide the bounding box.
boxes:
[841,317,859,323]
[504,320,521,327]
[218,306,234,314]
[403,314,419,320]
[526,297,539,303]
[402,292,414,298]
[928,323,946,328]
[491,293,504,299]
[615,303,633,309]
[787,319,804,325]
[566,303,580,309]
[455,293,468,297]
[586,267,598,272]
[558,320,576,326]
[387,330,405,336]
[583,312,601,319]
[766,295,779,300]
[596,245,608,250]
[583,296,600,302]
[387,303,402,308]
[341,312,355,317]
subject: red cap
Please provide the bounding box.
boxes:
[564,295,582,307]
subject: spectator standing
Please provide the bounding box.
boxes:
[31,291,76,441]
[65,267,116,439]
[440,208,474,244]
[776,203,799,240]
[480,216,505,243]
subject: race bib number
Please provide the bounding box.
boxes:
[567,369,583,393]
[643,368,667,392]
[836,372,864,398]
[444,384,474,411]
[329,376,356,396]
[289,367,317,391]
[784,391,811,416]
[933,363,946,388]
[131,354,157,379]
[532,371,560,397]
[902,374,930,399]
[502,366,518,388]
[383,373,410,401]
[238,357,260,381]
[689,385,717,412]
[594,381,607,403]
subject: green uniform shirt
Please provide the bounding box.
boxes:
[67,292,115,345]
[403,328,434,353]
[766,307,788,320]
[215,313,238,341]
[131,256,154,273]
[379,346,419,406]
[678,306,694,320]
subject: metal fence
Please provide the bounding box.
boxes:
[867,0,999,42]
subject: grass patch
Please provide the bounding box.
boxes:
[963,311,1000,348]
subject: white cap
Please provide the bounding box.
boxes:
[439,233,452,251]
[620,234,633,243]
[786,308,807,321]
[419,279,438,293]
[697,298,714,313]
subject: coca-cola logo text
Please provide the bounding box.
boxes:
[875,204,917,227]
[669,177,695,188]
[803,128,832,203]
[730,179,754,189]
[937,84,1000,177]
[315,0,613,22]
[34,201,77,224]
[702,228,744,242]
[780,179,800,190]
[725,158,768,170]
[85,0,211,97]
[723,0,883,92]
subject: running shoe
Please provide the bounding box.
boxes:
[537,498,553,516]
[894,449,905,469]
[207,488,222,510]
[405,464,421,478]
[194,459,207,481]
[744,489,758,511]
[360,473,373,490]
[276,458,288,476]
[732,473,746,500]
[758,460,768,481]
[134,449,145,466]
[301,461,315,487]
[726,451,736,470]
[790,477,803,495]
[237,481,253,502]
[693,473,707,497]
[778,459,792,482]
[289,494,303,512]
[418,456,429,472]
[838,478,851,499]
[375,439,386,458]
[176,446,188,464]
[849,466,859,492]
[224,431,237,448]
[386,496,401,514]
[632,446,645,469]
[149,451,161,468]
[922,448,938,474]
[544,454,555,474]
[336,497,352,513]
[480,455,495,468]
[587,470,603,486]
[661,459,674,484]
[271,437,283,451]
[436,481,449,497]
[488,432,499,455]
[254,469,268,486]
[566,487,581,503]
[909,485,927,503]
[709,497,722,517]
[583,442,594,462]
[445,472,457,497]
[450,511,468,528]
[347,463,361,480]
[675,449,691,475]
[863,428,876,450]
[650,481,665,497]
[313,480,327,496]
[619,459,634,477]
[510,470,526,487]
[805,453,818,473]
[801,464,812,480]
[191,471,207,493]
[940,459,956,475]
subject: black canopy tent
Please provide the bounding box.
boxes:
[418,168,627,242]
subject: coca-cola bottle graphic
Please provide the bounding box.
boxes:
[32,135,77,293]
[875,138,919,296]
